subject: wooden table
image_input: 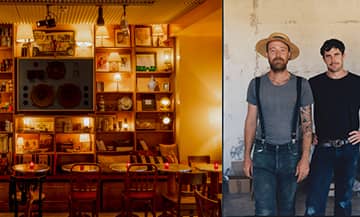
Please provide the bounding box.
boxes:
[157,164,191,195]
[109,163,147,172]
[12,163,50,174]
[194,163,222,199]
[61,163,100,172]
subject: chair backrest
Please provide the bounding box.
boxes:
[187,155,211,167]
[69,163,101,199]
[124,163,158,195]
[177,171,208,203]
[195,189,221,217]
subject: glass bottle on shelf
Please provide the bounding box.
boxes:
[98,95,105,112]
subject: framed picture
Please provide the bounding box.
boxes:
[162,82,170,91]
[135,26,152,46]
[114,29,131,47]
[32,30,75,56]
[95,53,109,71]
[136,52,156,71]
[142,94,156,111]
[119,54,131,72]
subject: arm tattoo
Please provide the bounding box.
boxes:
[300,105,312,135]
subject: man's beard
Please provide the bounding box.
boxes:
[269,58,288,72]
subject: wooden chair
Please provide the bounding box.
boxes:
[68,163,101,217]
[162,171,208,217]
[9,174,46,217]
[122,163,158,217]
[195,189,221,217]
[187,155,210,167]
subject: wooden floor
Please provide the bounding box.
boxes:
[0,212,153,217]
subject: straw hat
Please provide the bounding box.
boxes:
[255,32,300,60]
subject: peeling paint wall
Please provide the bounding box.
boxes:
[224,0,360,171]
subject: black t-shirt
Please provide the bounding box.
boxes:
[309,72,360,141]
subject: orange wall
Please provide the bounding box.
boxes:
[175,9,222,163]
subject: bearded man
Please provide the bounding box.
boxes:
[243,32,314,216]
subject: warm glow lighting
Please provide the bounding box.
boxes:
[79,134,90,143]
[29,161,34,169]
[75,24,93,47]
[96,26,109,46]
[16,24,34,43]
[159,97,171,111]
[114,73,121,91]
[23,118,32,128]
[122,118,129,130]
[162,116,171,125]
[96,26,109,39]
[17,137,24,145]
[152,24,164,46]
[109,52,121,71]
[83,118,90,128]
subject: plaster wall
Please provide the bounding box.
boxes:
[224,0,360,172]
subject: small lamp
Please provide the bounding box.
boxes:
[83,117,90,130]
[159,96,171,111]
[122,118,129,131]
[108,52,121,72]
[16,24,34,57]
[114,73,121,91]
[75,24,92,47]
[152,24,164,47]
[96,26,109,47]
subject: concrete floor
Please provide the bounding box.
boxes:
[223,189,360,216]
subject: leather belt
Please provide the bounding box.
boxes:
[318,139,350,148]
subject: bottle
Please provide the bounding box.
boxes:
[148,76,158,91]
[98,95,105,112]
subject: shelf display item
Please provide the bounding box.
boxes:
[118,96,132,111]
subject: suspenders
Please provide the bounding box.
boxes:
[255,75,302,144]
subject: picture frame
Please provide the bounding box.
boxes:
[114,29,131,47]
[162,82,170,91]
[118,54,132,72]
[32,30,75,57]
[135,26,152,46]
[141,94,156,111]
[95,53,109,71]
[136,52,157,71]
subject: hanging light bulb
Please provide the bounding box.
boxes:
[97,5,105,26]
[119,5,130,36]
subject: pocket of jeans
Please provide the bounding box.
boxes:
[289,143,300,156]
[253,141,264,153]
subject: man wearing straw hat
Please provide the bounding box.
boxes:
[243,32,313,216]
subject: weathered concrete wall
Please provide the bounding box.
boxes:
[224,0,360,171]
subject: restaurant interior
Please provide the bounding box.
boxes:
[0,0,222,216]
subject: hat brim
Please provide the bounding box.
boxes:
[256,38,300,60]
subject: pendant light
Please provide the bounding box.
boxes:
[97,5,105,26]
[119,5,129,36]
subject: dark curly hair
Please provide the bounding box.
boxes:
[320,39,345,57]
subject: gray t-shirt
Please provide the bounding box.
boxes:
[247,73,314,144]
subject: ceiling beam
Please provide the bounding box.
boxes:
[0,0,155,5]
[169,0,221,36]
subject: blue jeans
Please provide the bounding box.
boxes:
[305,143,359,216]
[253,140,300,216]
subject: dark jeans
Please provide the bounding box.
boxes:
[305,143,360,216]
[253,140,300,216]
